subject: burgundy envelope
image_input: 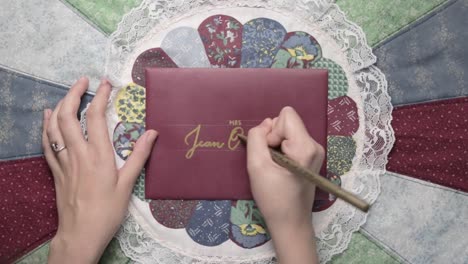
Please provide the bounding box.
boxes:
[145,68,328,200]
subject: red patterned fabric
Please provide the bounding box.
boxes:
[387,97,468,191]
[0,157,57,263]
[149,200,198,228]
[327,96,359,136]
[198,15,243,68]
[131,48,178,86]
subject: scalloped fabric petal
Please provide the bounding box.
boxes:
[241,18,286,68]
[186,201,231,246]
[271,31,322,68]
[313,172,341,212]
[113,122,145,161]
[198,15,243,68]
[312,58,349,99]
[150,200,198,229]
[328,96,359,136]
[229,200,270,248]
[0,157,57,263]
[327,136,356,177]
[161,27,211,68]
[131,48,178,86]
[114,83,146,123]
[132,171,146,201]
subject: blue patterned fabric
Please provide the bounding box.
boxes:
[375,0,468,106]
[240,18,286,68]
[362,172,468,263]
[0,66,93,160]
[186,201,231,246]
[0,0,107,91]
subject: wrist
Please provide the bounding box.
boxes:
[48,234,102,264]
[266,213,314,239]
[267,212,318,264]
[264,207,313,233]
[266,214,317,264]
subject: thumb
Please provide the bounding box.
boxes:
[247,118,273,172]
[118,130,158,192]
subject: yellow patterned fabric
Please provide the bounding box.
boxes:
[114,83,146,123]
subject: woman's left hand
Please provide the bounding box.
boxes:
[43,77,157,264]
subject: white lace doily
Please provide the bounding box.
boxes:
[99,0,394,263]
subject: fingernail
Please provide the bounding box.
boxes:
[43,109,51,119]
[146,130,158,143]
[100,78,109,85]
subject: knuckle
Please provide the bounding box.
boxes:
[130,146,144,158]
[57,110,71,124]
[86,105,103,120]
[43,147,53,157]
[280,106,294,116]
[307,140,325,160]
[247,127,258,138]
[46,127,54,139]
[41,135,48,147]
[316,144,325,158]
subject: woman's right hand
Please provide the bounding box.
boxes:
[246,106,324,264]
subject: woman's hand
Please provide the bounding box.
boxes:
[247,106,324,264]
[43,77,157,264]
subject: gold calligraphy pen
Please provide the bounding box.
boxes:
[237,134,370,212]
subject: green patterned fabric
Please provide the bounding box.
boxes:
[62,0,448,43]
[330,232,401,264]
[16,243,50,264]
[337,0,448,47]
[132,170,146,201]
[327,136,356,177]
[311,58,348,99]
[63,0,142,34]
[16,239,131,264]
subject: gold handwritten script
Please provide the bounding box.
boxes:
[228,126,243,150]
[184,124,245,159]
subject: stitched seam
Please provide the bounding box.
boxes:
[393,96,468,110]
[13,240,51,263]
[354,231,406,263]
[57,0,111,36]
[360,228,411,264]
[373,0,458,49]
[393,95,468,107]
[0,153,46,162]
[385,172,468,196]
[0,64,96,96]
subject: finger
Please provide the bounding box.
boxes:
[58,77,88,147]
[266,116,282,147]
[42,109,61,173]
[118,130,158,193]
[282,137,323,168]
[87,79,112,151]
[267,106,309,147]
[47,100,69,166]
[247,118,273,171]
[267,106,309,142]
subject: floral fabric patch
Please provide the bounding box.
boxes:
[198,15,243,68]
[114,83,146,123]
[240,18,286,68]
[271,31,321,68]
